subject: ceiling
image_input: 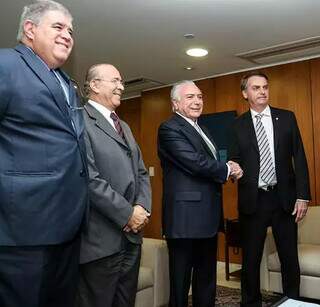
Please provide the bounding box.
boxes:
[2,0,320,98]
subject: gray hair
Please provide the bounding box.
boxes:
[17,0,72,42]
[84,63,112,97]
[170,80,196,102]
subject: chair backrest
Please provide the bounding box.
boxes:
[298,206,320,245]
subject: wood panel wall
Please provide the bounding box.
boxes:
[119,59,320,263]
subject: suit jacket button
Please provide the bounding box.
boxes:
[80,169,85,177]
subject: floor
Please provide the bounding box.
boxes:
[216,261,241,289]
[188,261,241,296]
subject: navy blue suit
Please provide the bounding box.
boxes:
[158,113,228,307]
[0,44,88,307]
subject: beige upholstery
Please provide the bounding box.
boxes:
[135,238,170,307]
[260,206,320,299]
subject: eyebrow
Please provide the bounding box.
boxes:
[186,93,202,97]
[52,22,74,33]
[252,84,268,88]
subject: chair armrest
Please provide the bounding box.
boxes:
[260,227,276,291]
[141,238,169,307]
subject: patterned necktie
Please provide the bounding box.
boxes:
[51,69,79,134]
[194,122,218,159]
[255,114,275,184]
[110,112,125,140]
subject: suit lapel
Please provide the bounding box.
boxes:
[84,103,128,148]
[243,111,259,153]
[173,114,216,159]
[121,121,134,150]
[270,107,280,151]
[62,73,84,137]
[200,124,220,159]
[15,45,71,119]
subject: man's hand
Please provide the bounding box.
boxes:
[292,199,308,223]
[124,205,150,233]
[227,160,243,180]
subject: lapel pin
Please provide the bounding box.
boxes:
[276,117,279,120]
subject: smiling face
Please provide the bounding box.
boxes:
[242,75,269,112]
[23,10,74,69]
[173,83,203,121]
[89,65,124,111]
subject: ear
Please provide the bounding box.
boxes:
[89,80,99,94]
[23,20,36,41]
[242,90,248,100]
[172,99,179,111]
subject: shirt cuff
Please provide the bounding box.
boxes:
[226,163,231,180]
[296,199,309,203]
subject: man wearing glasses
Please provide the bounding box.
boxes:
[77,64,151,307]
[0,1,88,306]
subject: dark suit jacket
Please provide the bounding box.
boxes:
[0,44,88,246]
[158,113,228,239]
[80,103,151,264]
[228,106,310,214]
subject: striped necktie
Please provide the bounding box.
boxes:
[110,112,125,141]
[255,114,275,184]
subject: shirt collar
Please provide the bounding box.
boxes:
[250,105,271,120]
[175,111,198,127]
[88,99,113,118]
[25,46,51,71]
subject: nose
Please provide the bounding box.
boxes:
[118,82,125,91]
[259,87,265,94]
[61,29,72,42]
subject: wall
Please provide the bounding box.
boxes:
[118,58,320,262]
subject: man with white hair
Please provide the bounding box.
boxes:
[0,1,88,306]
[158,80,242,307]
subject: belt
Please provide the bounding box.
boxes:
[258,184,277,192]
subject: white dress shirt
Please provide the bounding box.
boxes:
[250,105,277,188]
[88,100,117,132]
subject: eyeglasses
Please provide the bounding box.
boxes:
[94,78,125,87]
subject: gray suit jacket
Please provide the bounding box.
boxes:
[80,103,151,264]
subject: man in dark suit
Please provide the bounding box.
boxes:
[158,80,242,307]
[228,71,311,306]
[77,63,151,307]
[0,1,88,307]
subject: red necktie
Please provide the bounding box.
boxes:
[110,112,125,140]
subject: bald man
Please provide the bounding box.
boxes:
[77,64,151,307]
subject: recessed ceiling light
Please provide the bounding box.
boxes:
[186,48,208,57]
[184,67,193,71]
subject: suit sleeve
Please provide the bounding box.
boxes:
[158,122,228,183]
[290,112,311,200]
[84,130,134,229]
[134,143,152,213]
[0,60,10,118]
[227,120,241,164]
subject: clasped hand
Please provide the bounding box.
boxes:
[227,160,243,180]
[123,205,150,233]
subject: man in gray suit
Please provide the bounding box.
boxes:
[77,64,152,307]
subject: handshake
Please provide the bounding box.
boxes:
[227,160,243,180]
[123,205,150,234]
